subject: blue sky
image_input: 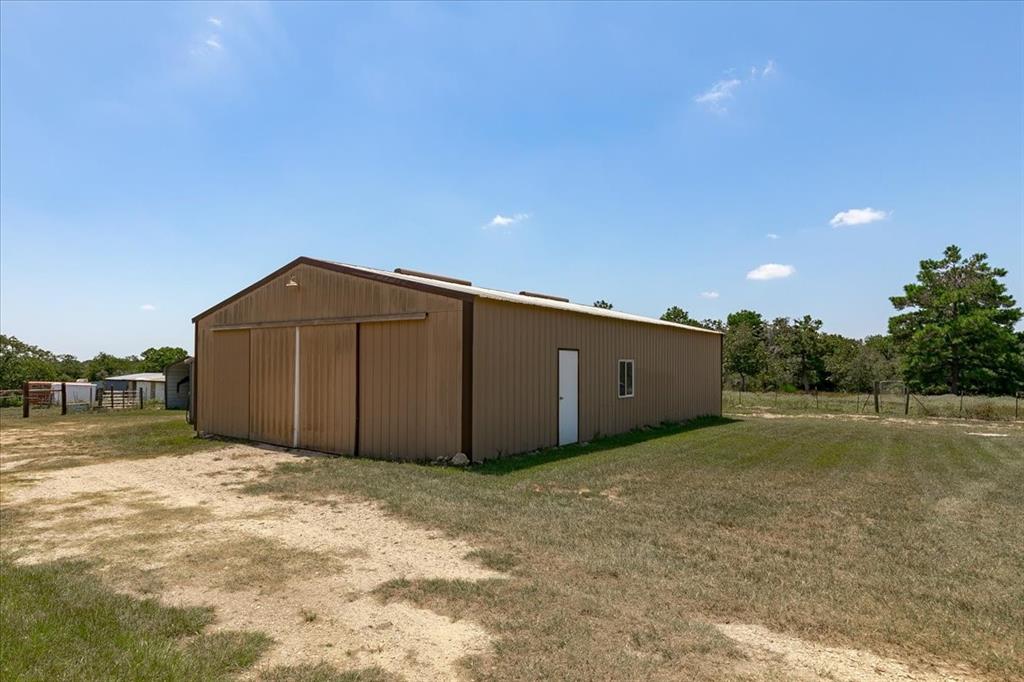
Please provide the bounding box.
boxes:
[2,1,1021,357]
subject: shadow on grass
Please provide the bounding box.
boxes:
[471,415,740,476]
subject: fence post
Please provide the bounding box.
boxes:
[873,381,880,414]
[904,388,910,416]
[61,382,67,416]
[959,392,963,417]
[22,381,29,418]
[139,387,144,409]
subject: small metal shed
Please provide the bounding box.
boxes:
[165,357,193,412]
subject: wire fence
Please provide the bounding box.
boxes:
[723,389,1022,422]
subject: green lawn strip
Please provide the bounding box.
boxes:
[0,558,271,681]
[246,417,1024,680]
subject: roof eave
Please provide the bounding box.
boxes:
[191,257,475,323]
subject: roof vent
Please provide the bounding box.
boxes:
[519,290,570,303]
[394,268,472,286]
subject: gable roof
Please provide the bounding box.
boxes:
[193,256,720,335]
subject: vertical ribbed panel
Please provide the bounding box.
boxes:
[358,313,461,460]
[472,300,722,460]
[299,325,356,454]
[203,329,250,439]
[249,327,295,447]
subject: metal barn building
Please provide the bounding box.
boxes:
[165,357,193,411]
[193,257,722,461]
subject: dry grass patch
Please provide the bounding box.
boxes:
[0,408,221,474]
[1,435,499,681]
[176,536,349,594]
[249,416,1023,681]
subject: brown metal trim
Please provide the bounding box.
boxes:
[719,332,724,416]
[211,312,427,331]
[192,323,199,431]
[192,256,475,323]
[394,268,472,286]
[518,290,569,303]
[461,300,474,459]
[354,323,361,457]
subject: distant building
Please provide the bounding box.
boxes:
[24,381,96,408]
[164,357,193,413]
[103,373,165,402]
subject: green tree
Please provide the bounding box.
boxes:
[660,306,696,325]
[889,245,1024,394]
[140,347,189,373]
[723,310,766,391]
[54,354,84,381]
[0,335,58,388]
[84,352,142,381]
[787,315,825,391]
[593,300,613,310]
[762,317,795,390]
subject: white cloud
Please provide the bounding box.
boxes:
[830,207,889,228]
[207,16,223,27]
[694,78,741,113]
[746,263,795,281]
[140,304,157,311]
[484,213,530,229]
[696,60,776,113]
[700,291,720,299]
[205,36,223,50]
[765,233,780,240]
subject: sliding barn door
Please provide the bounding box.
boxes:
[249,327,296,447]
[299,324,357,454]
[207,330,250,439]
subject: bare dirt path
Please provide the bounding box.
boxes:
[1,445,500,680]
[719,623,978,682]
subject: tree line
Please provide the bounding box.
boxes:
[0,337,188,389]
[614,245,1024,396]
[2,245,1020,396]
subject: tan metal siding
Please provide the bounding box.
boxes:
[202,329,250,439]
[248,327,295,447]
[194,264,464,457]
[299,324,356,454]
[358,313,461,460]
[472,300,721,459]
[202,263,462,327]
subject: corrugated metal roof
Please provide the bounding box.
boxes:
[323,260,720,335]
[104,373,166,382]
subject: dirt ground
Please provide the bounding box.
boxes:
[0,417,990,681]
[1,444,500,680]
[719,623,975,682]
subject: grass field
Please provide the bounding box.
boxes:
[247,416,1024,680]
[0,406,222,474]
[2,409,1022,680]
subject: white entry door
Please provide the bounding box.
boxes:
[558,349,579,445]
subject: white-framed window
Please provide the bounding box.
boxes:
[618,359,634,398]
